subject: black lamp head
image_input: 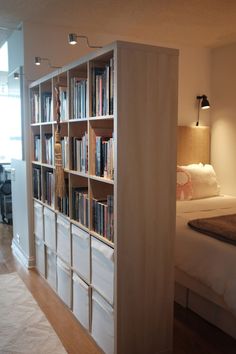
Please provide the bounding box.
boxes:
[197,94,210,110]
[14,72,20,79]
[68,33,77,45]
[35,56,41,66]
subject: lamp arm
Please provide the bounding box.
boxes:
[76,35,102,49]
[42,58,61,69]
[196,98,200,126]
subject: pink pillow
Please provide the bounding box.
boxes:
[176,166,193,201]
[179,164,220,199]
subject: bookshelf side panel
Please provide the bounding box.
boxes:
[115,44,178,354]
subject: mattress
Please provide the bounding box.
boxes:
[175,195,236,315]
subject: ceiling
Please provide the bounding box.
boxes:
[1,0,236,48]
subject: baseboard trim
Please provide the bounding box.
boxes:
[11,239,35,269]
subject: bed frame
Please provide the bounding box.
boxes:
[175,269,236,339]
[175,126,236,340]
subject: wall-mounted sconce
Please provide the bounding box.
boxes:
[34,56,61,69]
[13,72,21,79]
[196,94,210,126]
[13,72,33,82]
[68,33,102,49]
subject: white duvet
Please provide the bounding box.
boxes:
[175,195,236,315]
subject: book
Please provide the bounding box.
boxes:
[44,134,53,165]
[58,86,67,121]
[71,77,87,119]
[72,187,89,227]
[92,195,113,241]
[58,178,69,216]
[33,167,41,200]
[34,135,41,161]
[44,169,54,206]
[41,92,52,122]
[31,93,39,123]
[95,135,114,179]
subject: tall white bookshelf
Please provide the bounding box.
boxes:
[30,41,178,354]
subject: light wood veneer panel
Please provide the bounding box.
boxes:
[115,42,178,354]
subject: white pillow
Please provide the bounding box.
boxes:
[179,163,220,199]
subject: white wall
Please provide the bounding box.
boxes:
[178,46,211,126]
[211,43,236,195]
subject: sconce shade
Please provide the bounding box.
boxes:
[35,56,41,65]
[201,95,210,109]
[14,72,20,79]
[68,33,77,45]
[196,94,210,110]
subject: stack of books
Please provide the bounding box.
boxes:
[71,78,87,119]
[34,135,41,161]
[45,134,53,165]
[44,170,54,207]
[72,187,89,227]
[92,58,114,117]
[41,92,52,122]
[95,135,114,179]
[31,93,39,123]
[92,194,114,242]
[71,132,88,173]
[33,167,41,200]
[61,136,69,169]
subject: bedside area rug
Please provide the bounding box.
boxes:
[0,272,67,354]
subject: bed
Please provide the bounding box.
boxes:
[175,126,236,339]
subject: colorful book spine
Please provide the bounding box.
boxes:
[92,195,114,242]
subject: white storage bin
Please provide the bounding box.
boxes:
[57,214,71,264]
[35,238,45,276]
[46,247,57,290]
[73,273,89,330]
[91,237,114,304]
[34,201,43,239]
[72,225,90,282]
[92,291,114,354]
[44,207,56,251]
[57,258,71,308]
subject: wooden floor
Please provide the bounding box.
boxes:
[1,222,236,354]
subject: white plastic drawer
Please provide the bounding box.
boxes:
[92,291,114,354]
[34,201,43,239]
[35,238,45,276]
[57,258,71,308]
[57,215,71,264]
[73,273,89,330]
[44,207,56,251]
[46,247,57,290]
[91,237,114,304]
[72,225,90,282]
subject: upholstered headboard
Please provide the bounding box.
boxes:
[177,126,210,165]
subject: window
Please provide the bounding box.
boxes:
[0,42,22,163]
